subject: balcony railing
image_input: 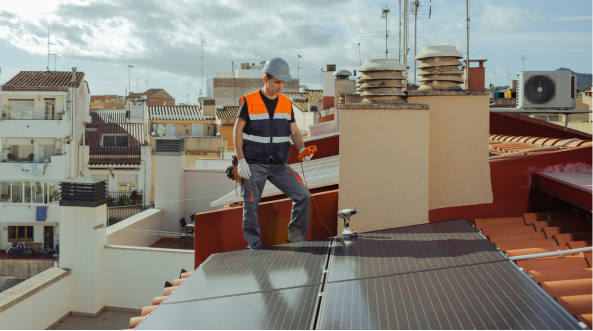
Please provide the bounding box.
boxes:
[89,147,141,164]
[107,203,154,227]
[107,190,144,207]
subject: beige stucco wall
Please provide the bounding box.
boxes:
[213,78,300,107]
[338,106,430,233]
[408,93,493,210]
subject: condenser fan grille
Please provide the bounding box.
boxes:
[525,75,555,104]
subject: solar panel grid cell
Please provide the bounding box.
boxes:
[328,219,506,282]
[317,262,582,330]
[164,239,330,303]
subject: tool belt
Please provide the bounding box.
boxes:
[226,155,242,185]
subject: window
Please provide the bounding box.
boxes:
[9,100,35,119]
[24,182,32,203]
[8,226,34,241]
[48,183,59,204]
[12,182,22,203]
[45,100,55,120]
[0,182,10,203]
[102,135,128,147]
[33,182,44,204]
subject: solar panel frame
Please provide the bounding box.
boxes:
[136,284,322,330]
[164,239,331,303]
[317,261,582,330]
[327,219,507,282]
[210,155,339,206]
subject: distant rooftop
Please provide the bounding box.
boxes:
[2,71,84,90]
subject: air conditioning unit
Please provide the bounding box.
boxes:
[308,104,321,112]
[516,71,576,109]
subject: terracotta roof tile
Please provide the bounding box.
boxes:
[527,268,592,283]
[488,232,546,244]
[2,71,84,90]
[218,106,239,120]
[474,217,526,230]
[140,305,158,316]
[554,232,593,245]
[482,225,535,238]
[129,316,147,329]
[496,239,558,252]
[567,241,593,249]
[531,219,583,232]
[152,296,167,305]
[148,105,205,120]
[180,271,193,279]
[541,279,593,298]
[172,278,186,286]
[162,285,178,296]
[542,225,593,238]
[515,256,589,270]
[584,252,592,267]
[557,295,593,315]
[523,211,578,224]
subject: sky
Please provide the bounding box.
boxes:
[0,0,591,104]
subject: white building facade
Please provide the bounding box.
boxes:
[0,69,89,252]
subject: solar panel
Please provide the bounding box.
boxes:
[137,284,321,330]
[210,155,339,206]
[317,261,582,330]
[164,239,331,303]
[327,219,506,282]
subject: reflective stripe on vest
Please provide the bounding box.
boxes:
[272,136,290,143]
[243,133,270,144]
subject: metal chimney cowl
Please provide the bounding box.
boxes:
[357,59,406,104]
[155,135,186,156]
[415,46,464,91]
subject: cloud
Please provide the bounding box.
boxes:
[554,16,592,21]
[476,2,532,31]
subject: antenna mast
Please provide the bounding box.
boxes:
[381,7,391,59]
[200,39,205,97]
[47,28,56,71]
[466,0,470,89]
[403,0,408,90]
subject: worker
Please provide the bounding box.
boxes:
[233,57,314,249]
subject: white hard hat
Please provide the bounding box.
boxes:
[263,57,292,81]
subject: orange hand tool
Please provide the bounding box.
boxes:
[298,145,317,162]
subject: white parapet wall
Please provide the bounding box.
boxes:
[107,208,164,247]
[0,268,72,330]
[104,245,194,309]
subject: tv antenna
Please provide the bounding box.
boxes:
[297,53,301,80]
[200,38,205,97]
[145,69,151,91]
[381,7,391,58]
[51,53,60,71]
[47,28,57,71]
[520,55,528,71]
[358,43,361,66]
[411,0,432,84]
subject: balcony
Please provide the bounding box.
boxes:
[0,154,69,180]
[0,118,71,138]
[89,147,141,165]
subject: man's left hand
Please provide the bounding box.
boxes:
[299,148,313,162]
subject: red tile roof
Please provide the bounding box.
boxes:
[2,71,84,90]
[85,123,145,165]
[489,134,592,161]
[217,106,239,120]
[474,211,592,328]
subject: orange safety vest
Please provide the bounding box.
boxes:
[240,91,292,164]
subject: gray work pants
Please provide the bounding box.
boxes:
[241,163,311,248]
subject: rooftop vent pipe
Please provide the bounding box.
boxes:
[357,59,406,104]
[415,46,463,91]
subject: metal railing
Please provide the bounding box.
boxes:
[107,203,154,227]
[107,190,144,207]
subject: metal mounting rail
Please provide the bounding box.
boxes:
[509,246,592,261]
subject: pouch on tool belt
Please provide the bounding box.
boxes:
[225,155,242,185]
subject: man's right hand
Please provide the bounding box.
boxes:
[238,158,251,179]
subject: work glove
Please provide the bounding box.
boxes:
[299,148,313,162]
[238,158,251,179]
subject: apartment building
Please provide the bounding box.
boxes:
[0,69,89,252]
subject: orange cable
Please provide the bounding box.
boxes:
[301,162,333,239]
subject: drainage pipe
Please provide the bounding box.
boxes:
[489,138,581,160]
[509,246,592,261]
